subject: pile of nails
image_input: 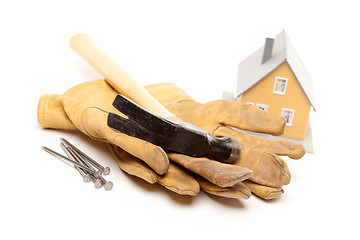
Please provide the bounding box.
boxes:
[42,137,113,191]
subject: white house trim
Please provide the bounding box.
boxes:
[273,77,288,95]
[256,103,269,112]
[281,108,295,126]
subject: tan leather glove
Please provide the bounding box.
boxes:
[145,82,306,199]
[38,80,253,198]
[107,144,251,198]
[38,80,169,175]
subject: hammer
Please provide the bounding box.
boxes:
[69,34,241,163]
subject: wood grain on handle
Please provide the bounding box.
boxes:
[69,34,177,119]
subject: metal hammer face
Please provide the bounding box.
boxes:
[107,94,241,163]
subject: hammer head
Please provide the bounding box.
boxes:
[107,94,241,163]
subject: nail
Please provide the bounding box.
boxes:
[42,146,97,175]
[61,144,103,189]
[99,176,113,191]
[93,176,103,189]
[69,148,112,190]
[67,147,113,190]
[60,138,110,175]
[60,143,91,182]
[66,146,102,178]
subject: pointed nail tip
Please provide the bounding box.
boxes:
[60,137,70,146]
[59,142,66,149]
[42,146,51,153]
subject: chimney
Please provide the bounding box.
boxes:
[261,37,274,64]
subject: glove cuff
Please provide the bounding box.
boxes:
[37,94,77,130]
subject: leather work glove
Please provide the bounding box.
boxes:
[38,80,253,198]
[144,82,306,199]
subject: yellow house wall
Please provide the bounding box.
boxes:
[237,61,311,140]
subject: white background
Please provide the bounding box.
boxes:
[1,0,359,239]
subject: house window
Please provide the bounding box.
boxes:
[246,102,254,106]
[273,77,288,95]
[281,108,295,126]
[256,104,268,112]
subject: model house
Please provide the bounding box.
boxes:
[236,30,316,140]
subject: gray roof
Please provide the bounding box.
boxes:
[236,30,316,111]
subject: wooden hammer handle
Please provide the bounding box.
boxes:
[69,34,176,119]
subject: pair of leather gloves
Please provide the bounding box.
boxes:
[38,79,305,199]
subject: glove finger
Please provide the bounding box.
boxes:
[82,107,170,175]
[107,144,159,184]
[37,94,84,130]
[236,147,291,187]
[168,153,253,188]
[157,163,200,196]
[243,180,284,200]
[214,126,305,159]
[197,177,251,199]
[208,100,286,136]
[108,144,200,196]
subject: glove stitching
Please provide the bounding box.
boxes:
[211,124,224,136]
[79,106,109,142]
[158,181,198,196]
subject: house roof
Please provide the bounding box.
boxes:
[236,30,316,111]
